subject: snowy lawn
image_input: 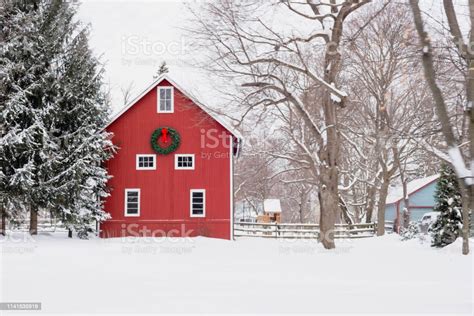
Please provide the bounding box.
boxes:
[1,232,472,314]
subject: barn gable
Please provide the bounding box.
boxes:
[106,74,242,145]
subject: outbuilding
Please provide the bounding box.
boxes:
[385,174,439,228]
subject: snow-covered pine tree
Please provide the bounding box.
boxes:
[1,0,114,238]
[429,164,463,247]
[0,0,56,234]
[36,1,114,238]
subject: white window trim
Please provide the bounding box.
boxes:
[175,154,195,170]
[190,189,206,218]
[157,86,174,113]
[124,189,140,217]
[136,154,156,170]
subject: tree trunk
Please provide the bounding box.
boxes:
[318,191,337,249]
[352,186,360,223]
[318,166,339,249]
[68,229,73,238]
[1,205,6,236]
[29,206,38,235]
[339,196,353,225]
[393,146,409,229]
[365,185,376,223]
[377,178,390,236]
[299,187,310,223]
[401,182,410,229]
[464,1,474,251]
[458,180,471,255]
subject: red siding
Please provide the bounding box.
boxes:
[101,80,232,239]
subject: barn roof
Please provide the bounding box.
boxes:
[263,199,282,214]
[386,174,439,205]
[106,74,243,140]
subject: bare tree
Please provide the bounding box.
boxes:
[341,3,435,235]
[409,0,471,255]
[120,81,135,107]
[187,0,371,249]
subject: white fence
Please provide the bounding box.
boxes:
[234,221,394,239]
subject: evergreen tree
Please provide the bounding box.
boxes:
[0,0,53,234]
[153,61,169,79]
[1,0,114,238]
[36,1,114,238]
[429,164,463,247]
[45,26,114,238]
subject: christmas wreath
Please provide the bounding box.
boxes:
[150,127,180,155]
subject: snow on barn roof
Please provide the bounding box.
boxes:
[386,174,439,205]
[263,199,282,214]
[105,73,243,140]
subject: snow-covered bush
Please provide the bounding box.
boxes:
[400,222,421,241]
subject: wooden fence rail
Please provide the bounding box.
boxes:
[234,221,394,239]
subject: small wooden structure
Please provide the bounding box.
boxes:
[257,199,282,223]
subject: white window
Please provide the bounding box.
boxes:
[125,189,140,217]
[157,86,174,113]
[175,154,195,170]
[190,189,205,217]
[136,154,156,170]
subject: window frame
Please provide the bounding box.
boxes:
[157,86,174,113]
[190,189,206,218]
[175,154,195,170]
[136,154,156,170]
[124,188,141,217]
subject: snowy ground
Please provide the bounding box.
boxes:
[0,232,472,315]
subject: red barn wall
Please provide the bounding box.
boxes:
[101,79,232,239]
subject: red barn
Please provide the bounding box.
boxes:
[100,74,241,239]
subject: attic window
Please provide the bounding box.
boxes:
[157,86,174,113]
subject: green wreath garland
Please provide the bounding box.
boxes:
[150,127,180,155]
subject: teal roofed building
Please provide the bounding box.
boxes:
[385,175,439,229]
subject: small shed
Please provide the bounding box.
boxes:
[257,199,282,223]
[385,174,439,227]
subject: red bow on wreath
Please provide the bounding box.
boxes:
[161,128,168,143]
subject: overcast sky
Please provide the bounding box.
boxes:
[77,0,208,114]
[77,0,469,115]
